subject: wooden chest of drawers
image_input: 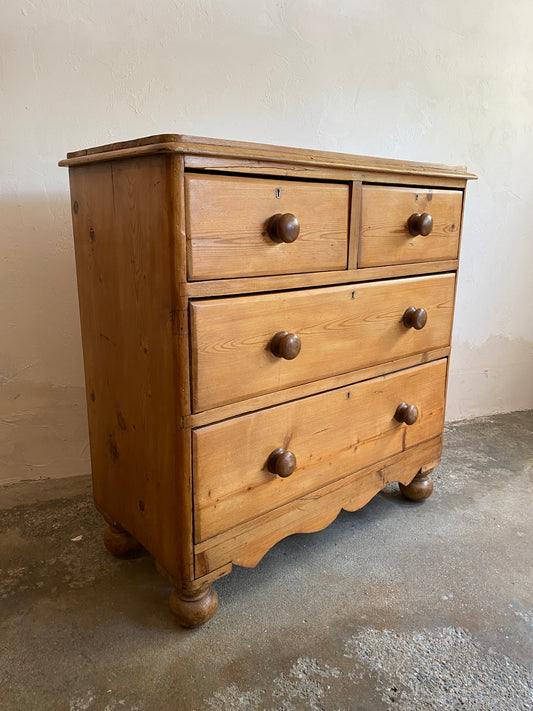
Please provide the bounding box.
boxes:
[60,135,475,627]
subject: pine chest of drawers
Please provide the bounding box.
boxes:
[60,135,475,627]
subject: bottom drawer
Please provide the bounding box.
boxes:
[193,359,447,542]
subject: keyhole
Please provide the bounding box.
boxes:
[275,187,281,198]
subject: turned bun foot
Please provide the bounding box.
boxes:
[399,468,434,502]
[169,586,218,628]
[103,523,143,557]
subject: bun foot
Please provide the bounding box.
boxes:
[103,523,143,557]
[399,468,434,502]
[169,585,218,628]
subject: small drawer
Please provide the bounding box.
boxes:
[186,173,349,280]
[190,273,455,412]
[359,185,463,267]
[193,358,447,541]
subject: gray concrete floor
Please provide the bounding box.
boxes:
[1,411,532,710]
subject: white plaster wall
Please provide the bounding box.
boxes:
[1,0,532,482]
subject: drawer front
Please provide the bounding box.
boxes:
[186,173,349,280]
[190,273,455,412]
[359,185,463,267]
[193,359,447,541]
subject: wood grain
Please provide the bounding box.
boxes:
[69,155,193,582]
[190,274,455,411]
[441,180,470,427]
[62,133,472,623]
[183,157,471,188]
[182,260,460,298]
[183,347,451,429]
[359,185,463,267]
[186,173,349,279]
[61,133,477,182]
[347,181,362,268]
[193,359,447,541]
[194,435,443,573]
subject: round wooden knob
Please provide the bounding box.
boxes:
[407,212,433,236]
[395,402,419,425]
[270,331,301,360]
[267,213,300,243]
[267,448,296,478]
[403,306,428,330]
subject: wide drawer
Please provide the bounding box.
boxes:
[193,358,447,541]
[190,273,455,412]
[359,185,463,267]
[185,173,350,280]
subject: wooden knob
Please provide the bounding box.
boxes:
[395,403,419,425]
[270,331,301,360]
[403,306,428,330]
[407,212,433,236]
[267,213,300,243]
[267,448,296,478]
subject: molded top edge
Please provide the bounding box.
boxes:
[59,133,477,179]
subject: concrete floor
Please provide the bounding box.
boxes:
[1,411,532,710]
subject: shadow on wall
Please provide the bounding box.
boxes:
[0,379,90,485]
[447,336,533,421]
[0,194,84,385]
[0,194,90,484]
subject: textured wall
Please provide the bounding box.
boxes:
[1,0,532,483]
